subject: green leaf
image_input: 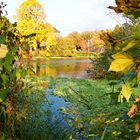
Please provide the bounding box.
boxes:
[1,74,8,85]
[0,35,6,44]
[88,134,95,137]
[127,11,140,18]
[21,69,27,77]
[133,26,140,39]
[0,89,10,103]
[4,61,12,72]
[5,52,14,64]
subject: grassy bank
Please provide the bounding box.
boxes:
[32,50,98,58]
[1,76,139,139]
[34,77,138,139]
[0,47,97,59]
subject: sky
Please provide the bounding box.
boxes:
[3,0,125,36]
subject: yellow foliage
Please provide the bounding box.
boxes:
[118,94,123,103]
[15,0,44,22]
[109,0,140,132]
[16,71,21,80]
[14,0,56,52]
[109,53,134,73]
[120,84,132,102]
[91,31,105,48]
[122,40,137,52]
[99,29,121,49]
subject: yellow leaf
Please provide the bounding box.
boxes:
[16,71,21,80]
[121,84,132,102]
[118,94,123,103]
[109,53,134,73]
[27,68,36,75]
[0,98,3,103]
[122,40,137,52]
[112,53,131,59]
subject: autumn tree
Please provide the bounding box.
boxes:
[81,31,107,53]
[14,0,46,35]
[14,0,55,54]
[81,31,93,52]
[51,36,75,57]
[68,32,84,51]
[90,31,106,52]
[52,30,110,57]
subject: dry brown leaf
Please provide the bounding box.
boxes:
[127,104,139,118]
[135,123,140,133]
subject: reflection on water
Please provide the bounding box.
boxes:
[27,58,92,78]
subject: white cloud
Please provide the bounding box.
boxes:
[46,0,125,36]
[3,0,125,36]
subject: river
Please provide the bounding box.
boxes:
[27,57,93,78]
[25,57,93,139]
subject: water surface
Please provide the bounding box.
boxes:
[27,57,92,78]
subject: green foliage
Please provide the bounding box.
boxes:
[43,77,138,139]
[91,48,113,78]
[1,77,74,140]
[0,14,73,139]
[0,3,46,139]
[108,5,140,100]
[0,20,21,103]
[108,1,140,138]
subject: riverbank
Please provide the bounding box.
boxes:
[31,56,95,60]
[30,76,137,139]
[1,76,138,139]
[0,47,97,59]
